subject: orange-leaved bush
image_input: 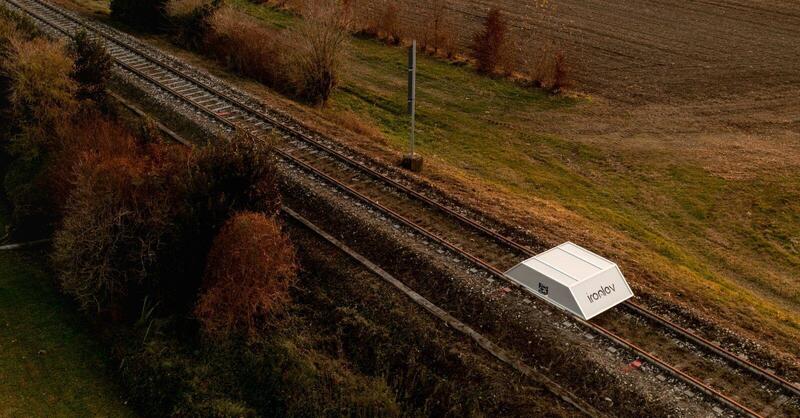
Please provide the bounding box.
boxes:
[195,212,297,338]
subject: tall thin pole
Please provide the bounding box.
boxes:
[408,40,417,156]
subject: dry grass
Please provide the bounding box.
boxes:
[325,109,386,143]
[205,3,348,104]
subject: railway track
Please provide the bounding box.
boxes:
[6,0,797,416]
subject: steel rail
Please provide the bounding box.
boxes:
[7,0,794,415]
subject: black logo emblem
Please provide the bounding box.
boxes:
[538,283,549,295]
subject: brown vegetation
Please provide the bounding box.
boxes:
[204,4,347,104]
[69,30,112,110]
[362,1,401,45]
[4,37,77,157]
[1,34,77,237]
[289,0,350,103]
[419,0,455,56]
[205,6,292,88]
[549,51,571,94]
[326,109,386,143]
[53,146,172,313]
[166,0,219,50]
[471,8,509,75]
[195,212,297,338]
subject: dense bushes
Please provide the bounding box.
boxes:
[110,0,168,31]
[166,0,220,50]
[0,33,77,237]
[52,129,180,313]
[0,7,287,317]
[52,130,283,317]
[159,132,282,310]
[69,31,112,110]
[0,8,35,131]
[4,38,77,157]
[196,212,297,338]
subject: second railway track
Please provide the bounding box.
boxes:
[6,0,798,416]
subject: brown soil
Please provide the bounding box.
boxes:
[358,0,800,166]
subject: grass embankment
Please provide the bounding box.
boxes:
[58,0,799,362]
[224,1,800,362]
[0,207,135,417]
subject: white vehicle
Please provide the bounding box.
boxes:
[505,242,634,320]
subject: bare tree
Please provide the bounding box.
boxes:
[420,0,454,56]
[290,0,351,104]
[471,8,509,74]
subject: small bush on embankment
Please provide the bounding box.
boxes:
[196,212,297,338]
[69,30,113,111]
[471,8,509,75]
[166,0,220,49]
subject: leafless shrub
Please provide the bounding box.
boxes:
[549,51,572,94]
[289,0,350,104]
[419,0,455,56]
[528,45,573,94]
[195,212,297,339]
[375,2,401,44]
[471,8,509,75]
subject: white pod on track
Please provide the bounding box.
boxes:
[505,242,634,320]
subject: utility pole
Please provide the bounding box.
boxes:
[402,40,423,172]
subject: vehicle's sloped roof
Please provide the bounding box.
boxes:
[520,242,615,287]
